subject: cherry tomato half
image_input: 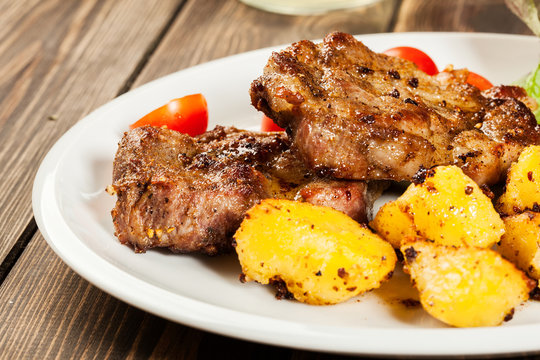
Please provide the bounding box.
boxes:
[261,115,285,132]
[383,46,439,76]
[130,94,208,137]
[466,71,493,91]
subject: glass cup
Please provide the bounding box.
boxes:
[239,0,382,15]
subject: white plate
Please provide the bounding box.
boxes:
[33,33,540,357]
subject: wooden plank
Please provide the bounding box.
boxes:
[394,0,533,34]
[0,233,197,358]
[133,0,399,85]
[0,0,183,266]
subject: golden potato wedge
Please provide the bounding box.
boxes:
[234,199,396,305]
[370,200,417,248]
[397,166,504,248]
[499,211,540,280]
[401,239,535,327]
[498,145,540,215]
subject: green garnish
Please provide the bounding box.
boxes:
[516,62,540,123]
[505,0,540,36]
[505,0,540,122]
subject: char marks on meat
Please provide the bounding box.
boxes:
[112,125,382,255]
[250,32,540,185]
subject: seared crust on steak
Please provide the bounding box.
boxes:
[250,32,540,185]
[111,125,382,255]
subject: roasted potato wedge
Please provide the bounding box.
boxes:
[370,200,416,249]
[234,199,396,305]
[373,166,504,248]
[498,145,540,215]
[499,211,540,280]
[401,239,535,327]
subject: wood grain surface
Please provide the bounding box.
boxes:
[133,0,399,86]
[395,0,533,34]
[0,0,536,358]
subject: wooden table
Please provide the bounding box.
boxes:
[0,0,536,358]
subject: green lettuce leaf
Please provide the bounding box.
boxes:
[515,62,540,123]
[505,0,540,36]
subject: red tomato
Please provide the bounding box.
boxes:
[466,71,493,91]
[130,94,208,136]
[261,115,284,132]
[383,46,439,76]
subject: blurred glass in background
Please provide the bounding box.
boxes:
[239,0,382,15]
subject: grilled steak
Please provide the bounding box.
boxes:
[111,125,383,255]
[250,32,540,185]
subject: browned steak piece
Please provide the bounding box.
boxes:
[250,32,540,185]
[111,125,383,255]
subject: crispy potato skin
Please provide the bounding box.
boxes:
[498,145,540,215]
[499,212,540,280]
[234,199,396,305]
[372,166,504,248]
[401,240,535,327]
